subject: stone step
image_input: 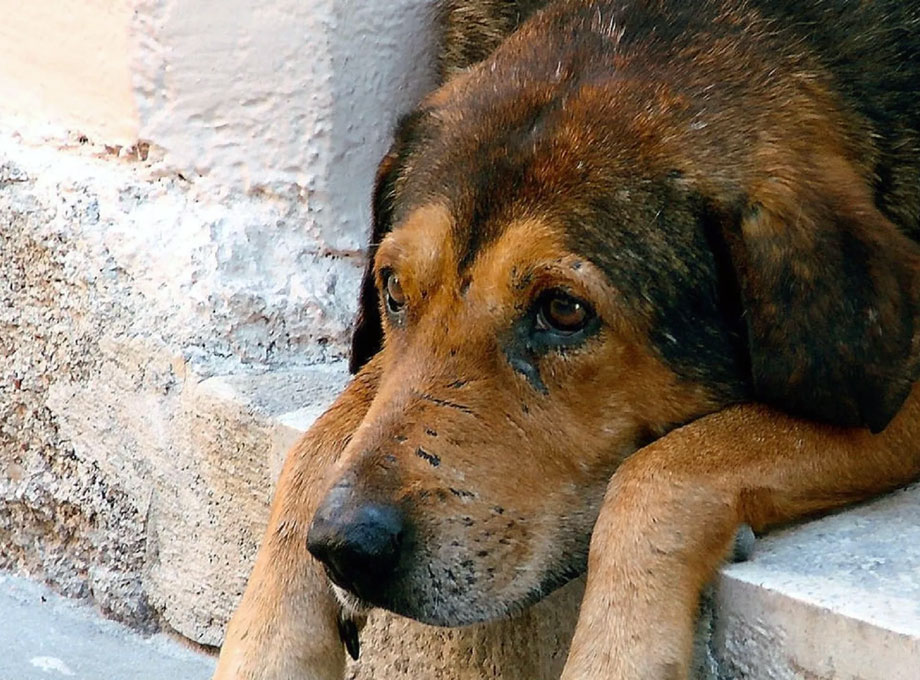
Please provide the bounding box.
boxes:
[0,573,215,680]
[5,366,918,680]
[712,482,920,680]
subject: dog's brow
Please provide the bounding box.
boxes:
[466,219,567,286]
[376,204,456,288]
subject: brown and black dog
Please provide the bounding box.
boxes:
[215,1,920,678]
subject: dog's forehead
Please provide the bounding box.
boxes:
[380,203,619,312]
[384,205,567,277]
[397,91,680,273]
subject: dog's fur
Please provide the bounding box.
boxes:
[215,1,920,678]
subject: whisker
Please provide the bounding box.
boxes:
[418,392,476,416]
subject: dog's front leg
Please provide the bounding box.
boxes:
[213,358,381,680]
[561,387,920,680]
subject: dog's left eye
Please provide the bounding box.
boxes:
[536,291,593,334]
[384,271,407,314]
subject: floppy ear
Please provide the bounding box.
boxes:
[727,168,920,432]
[349,112,426,374]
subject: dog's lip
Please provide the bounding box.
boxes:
[324,565,379,609]
[330,580,373,621]
[323,564,353,592]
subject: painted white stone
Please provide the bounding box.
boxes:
[133,0,437,246]
[0,0,138,143]
[0,134,363,373]
[0,0,439,647]
[0,0,437,230]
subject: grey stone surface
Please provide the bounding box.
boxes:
[0,129,359,646]
[713,482,920,680]
[0,572,215,680]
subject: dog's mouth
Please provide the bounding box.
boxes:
[324,549,586,662]
[330,580,373,620]
[308,468,611,629]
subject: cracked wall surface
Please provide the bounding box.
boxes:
[0,0,437,647]
[0,140,359,643]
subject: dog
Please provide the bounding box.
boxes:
[214,1,920,678]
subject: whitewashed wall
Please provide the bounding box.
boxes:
[0,0,437,645]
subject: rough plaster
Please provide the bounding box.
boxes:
[1,135,363,372]
[0,0,139,143]
[0,0,439,650]
[1,0,437,209]
[133,0,437,221]
[0,132,357,643]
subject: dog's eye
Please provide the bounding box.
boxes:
[384,272,407,313]
[536,291,592,334]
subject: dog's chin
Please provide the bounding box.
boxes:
[332,560,585,628]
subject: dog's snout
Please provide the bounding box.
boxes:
[307,499,404,600]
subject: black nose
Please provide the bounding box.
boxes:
[307,501,404,600]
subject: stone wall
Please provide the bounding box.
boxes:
[0,0,437,647]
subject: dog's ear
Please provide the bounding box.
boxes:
[725,166,920,432]
[350,111,427,374]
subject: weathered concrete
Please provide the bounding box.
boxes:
[0,128,361,644]
[1,0,441,643]
[713,482,920,680]
[0,572,215,680]
[0,137,355,645]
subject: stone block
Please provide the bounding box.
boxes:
[713,483,920,680]
[0,128,362,644]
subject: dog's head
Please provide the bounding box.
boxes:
[308,10,920,627]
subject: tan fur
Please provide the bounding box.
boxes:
[562,387,920,678]
[213,360,381,680]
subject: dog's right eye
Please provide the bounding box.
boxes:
[384,271,407,314]
[535,290,593,335]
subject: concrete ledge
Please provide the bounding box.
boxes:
[0,573,215,680]
[5,364,917,678]
[193,363,350,483]
[714,483,920,680]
